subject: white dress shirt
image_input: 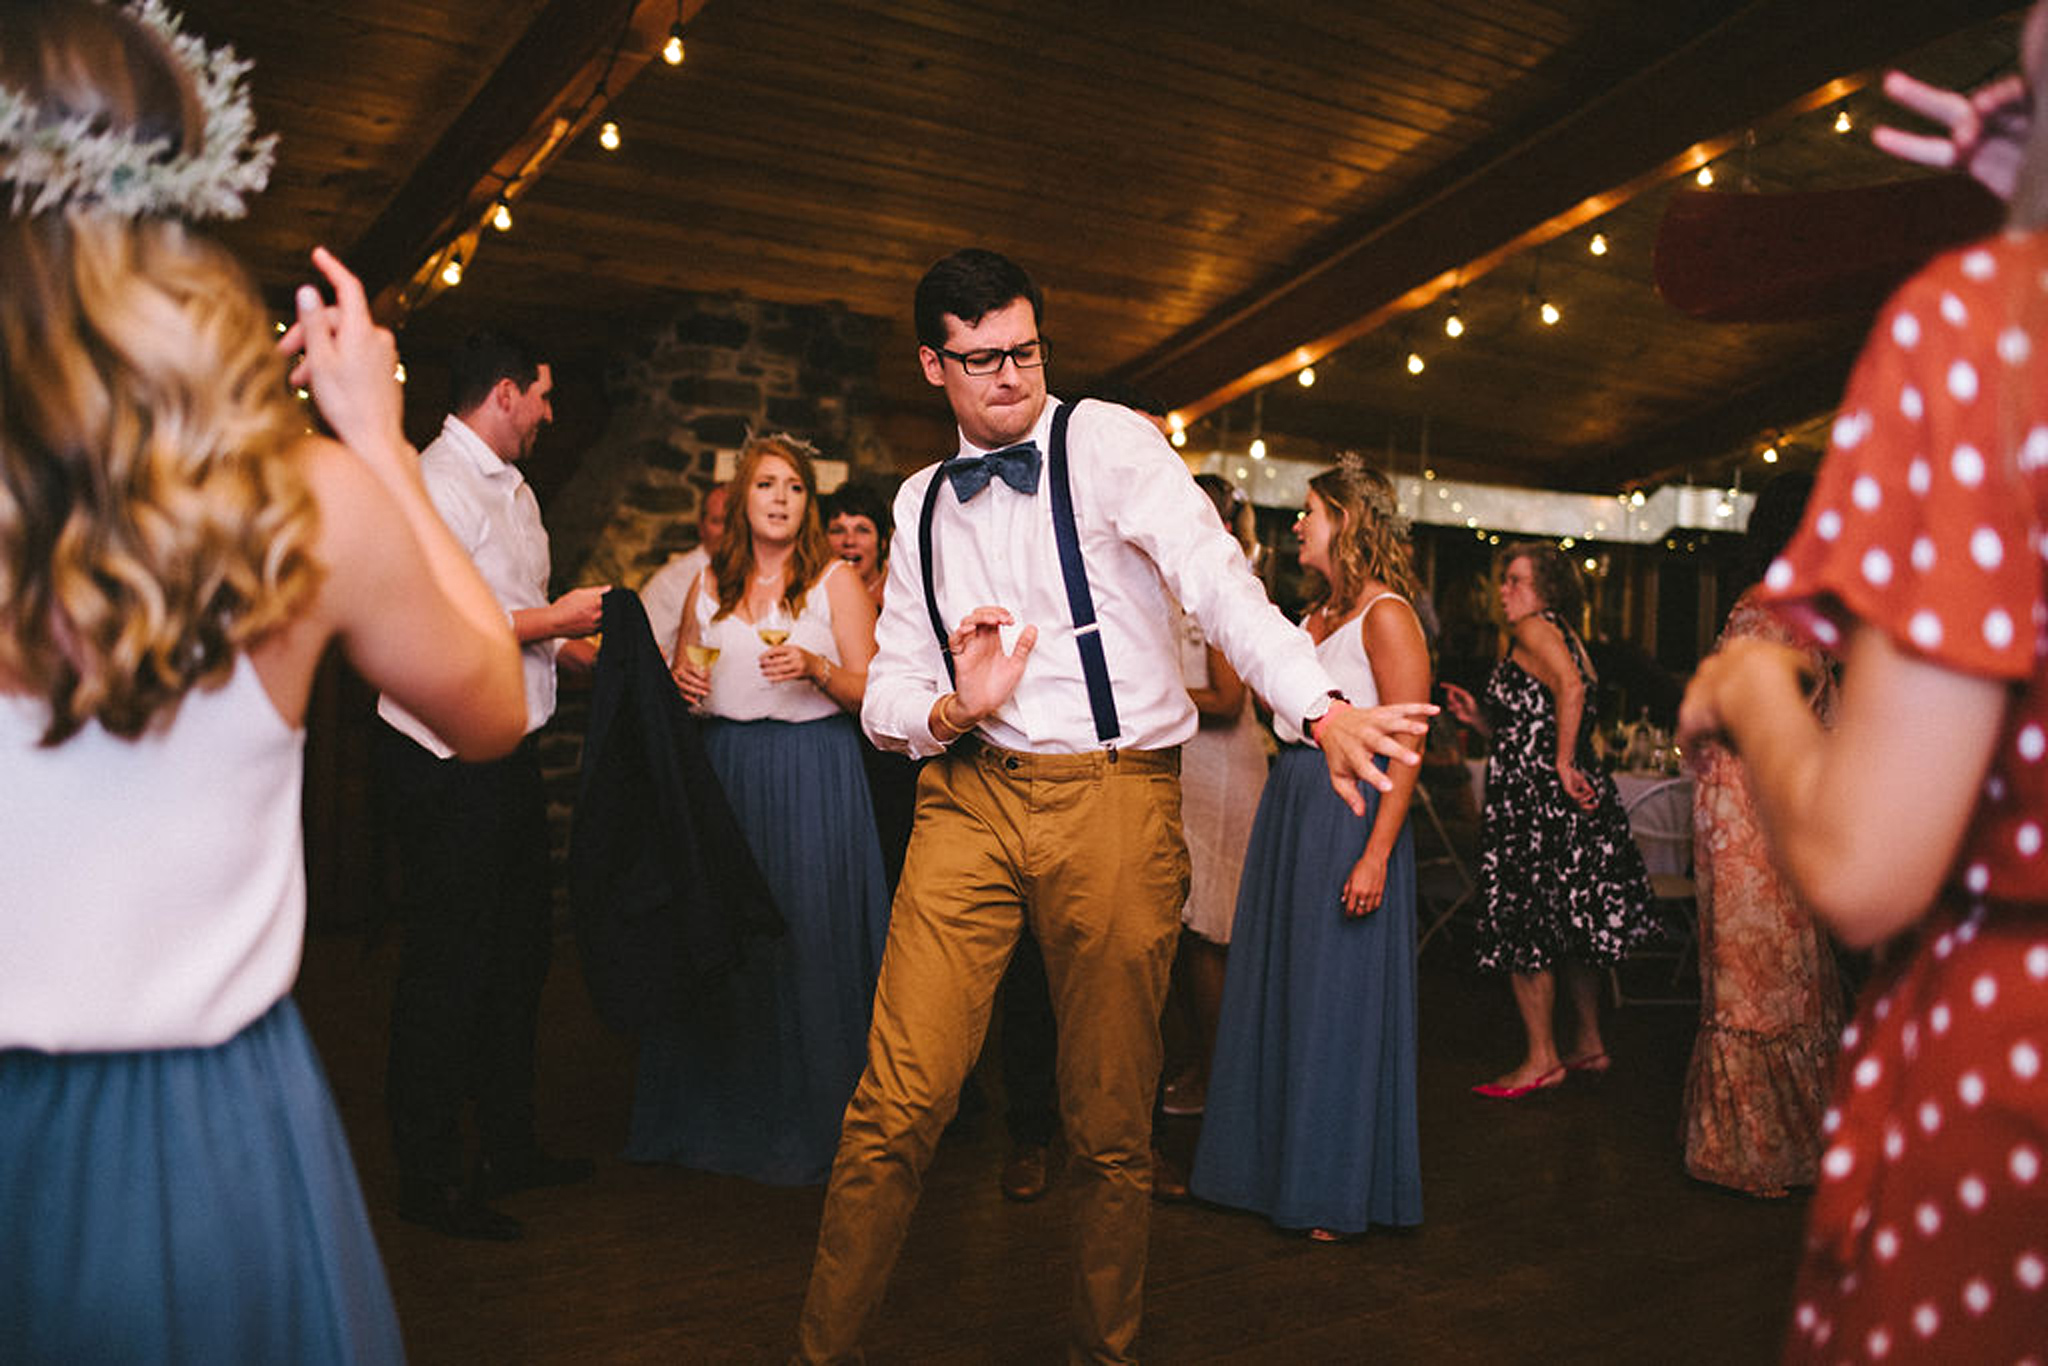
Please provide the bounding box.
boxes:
[864,396,1340,758]
[638,545,710,661]
[378,414,557,756]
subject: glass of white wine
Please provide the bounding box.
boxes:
[682,642,719,712]
[757,605,792,652]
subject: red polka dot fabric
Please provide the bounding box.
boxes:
[1766,236,2048,1361]
[1766,236,2048,906]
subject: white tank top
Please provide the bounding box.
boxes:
[692,560,848,724]
[0,654,306,1051]
[1275,592,1404,745]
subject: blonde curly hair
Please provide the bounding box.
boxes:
[1307,456,1420,617]
[0,2,317,744]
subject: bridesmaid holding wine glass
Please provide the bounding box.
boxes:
[627,434,891,1185]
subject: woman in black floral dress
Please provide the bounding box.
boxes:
[1444,544,1654,1098]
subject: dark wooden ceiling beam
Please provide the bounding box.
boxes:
[1125,0,2019,426]
[345,0,710,317]
[1564,347,1861,492]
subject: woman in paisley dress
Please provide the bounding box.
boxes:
[1444,544,1653,1098]
[1683,473,1845,1197]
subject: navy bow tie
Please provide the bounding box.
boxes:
[944,441,1042,502]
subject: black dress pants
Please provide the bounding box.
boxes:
[376,723,553,1189]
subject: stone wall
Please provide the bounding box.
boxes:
[546,293,891,592]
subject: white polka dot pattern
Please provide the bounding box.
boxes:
[1950,360,1980,402]
[1767,240,2048,1362]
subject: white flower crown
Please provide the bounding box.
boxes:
[0,0,275,221]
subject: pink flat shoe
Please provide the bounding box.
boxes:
[1565,1051,1611,1075]
[1470,1064,1567,1099]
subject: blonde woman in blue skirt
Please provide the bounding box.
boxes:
[1191,460,1428,1240]
[0,4,528,1359]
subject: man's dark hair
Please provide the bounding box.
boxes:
[448,330,544,417]
[1734,471,1816,595]
[914,248,1043,350]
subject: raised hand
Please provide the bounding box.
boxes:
[279,246,407,464]
[1872,69,2030,202]
[947,606,1037,723]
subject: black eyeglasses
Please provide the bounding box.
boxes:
[934,339,1050,376]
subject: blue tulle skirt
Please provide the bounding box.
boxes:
[0,998,404,1363]
[627,713,890,1185]
[1191,747,1423,1234]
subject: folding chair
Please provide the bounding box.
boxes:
[1413,780,1478,958]
[1609,775,1700,1006]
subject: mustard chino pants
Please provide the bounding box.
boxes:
[797,740,1189,1365]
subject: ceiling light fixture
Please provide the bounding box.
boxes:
[1833,106,1852,135]
[599,119,621,151]
[1444,292,1465,339]
[1589,232,1608,257]
[1296,365,1316,387]
[491,196,513,232]
[440,254,464,287]
[1695,163,1715,188]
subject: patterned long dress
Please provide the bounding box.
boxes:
[1470,611,1654,974]
[1683,590,1843,1196]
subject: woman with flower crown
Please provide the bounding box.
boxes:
[1190,460,1428,1241]
[0,2,526,1359]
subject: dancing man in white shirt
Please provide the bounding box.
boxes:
[376,332,606,1241]
[794,249,1435,1363]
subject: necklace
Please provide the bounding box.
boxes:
[754,568,783,584]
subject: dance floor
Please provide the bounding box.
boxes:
[296,921,1807,1363]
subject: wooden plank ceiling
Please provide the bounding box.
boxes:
[181,0,2024,493]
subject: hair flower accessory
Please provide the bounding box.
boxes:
[1337,448,1410,538]
[0,0,275,220]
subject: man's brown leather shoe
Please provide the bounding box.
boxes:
[999,1144,1051,1202]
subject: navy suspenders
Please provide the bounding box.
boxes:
[918,400,1122,747]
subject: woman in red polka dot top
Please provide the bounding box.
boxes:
[1680,8,2048,1357]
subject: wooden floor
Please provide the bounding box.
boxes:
[295,921,1808,1364]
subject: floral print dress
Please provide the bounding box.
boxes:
[1470,611,1655,974]
[1683,589,1844,1196]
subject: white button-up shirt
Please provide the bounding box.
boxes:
[378,414,556,756]
[864,396,1338,757]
